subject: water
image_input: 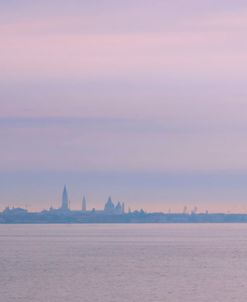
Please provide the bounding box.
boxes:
[0,224,247,302]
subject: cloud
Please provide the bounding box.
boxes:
[1,116,247,173]
[1,2,247,79]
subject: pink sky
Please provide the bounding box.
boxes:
[1,1,247,211]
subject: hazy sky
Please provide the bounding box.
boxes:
[1,1,247,212]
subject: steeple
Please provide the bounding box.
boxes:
[61,185,69,211]
[82,195,87,212]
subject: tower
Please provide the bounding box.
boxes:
[61,185,69,211]
[82,195,87,212]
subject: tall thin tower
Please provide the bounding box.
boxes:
[82,195,87,212]
[61,185,69,211]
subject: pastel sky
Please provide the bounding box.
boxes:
[1,0,247,212]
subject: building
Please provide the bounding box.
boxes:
[82,195,87,212]
[56,187,125,215]
[104,196,115,213]
[104,197,125,214]
[60,185,69,211]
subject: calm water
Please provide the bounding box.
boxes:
[1,224,247,302]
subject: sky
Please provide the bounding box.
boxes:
[1,0,247,212]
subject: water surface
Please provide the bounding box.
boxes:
[0,224,247,302]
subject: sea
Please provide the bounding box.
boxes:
[0,224,247,302]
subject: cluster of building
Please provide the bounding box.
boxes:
[3,187,247,223]
[58,185,125,215]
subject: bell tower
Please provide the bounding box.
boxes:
[61,185,69,211]
[82,195,87,212]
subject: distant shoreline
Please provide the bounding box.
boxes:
[2,211,247,224]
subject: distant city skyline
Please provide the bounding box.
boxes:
[3,185,247,224]
[1,1,247,212]
[1,178,247,214]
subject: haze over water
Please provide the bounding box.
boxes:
[1,224,247,302]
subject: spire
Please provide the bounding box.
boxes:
[61,185,69,211]
[82,195,87,212]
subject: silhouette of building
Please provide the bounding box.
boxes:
[60,185,69,211]
[3,186,247,223]
[104,196,115,213]
[82,195,87,212]
[104,197,124,214]
[2,206,28,215]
